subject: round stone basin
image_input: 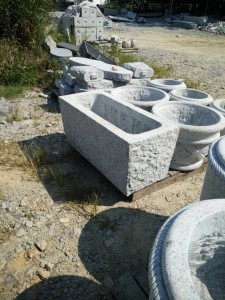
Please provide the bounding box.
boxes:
[149,199,225,300]
[169,88,213,106]
[149,79,186,92]
[111,86,170,110]
[211,99,225,115]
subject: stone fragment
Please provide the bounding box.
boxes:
[122,62,154,78]
[59,217,70,223]
[65,73,76,86]
[37,268,51,279]
[59,81,74,96]
[25,220,33,228]
[16,228,26,238]
[69,66,104,82]
[35,239,47,251]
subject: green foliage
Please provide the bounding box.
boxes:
[0,0,54,47]
[0,38,61,88]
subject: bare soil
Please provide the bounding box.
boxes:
[0,24,224,299]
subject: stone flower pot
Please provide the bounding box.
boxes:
[200,136,225,200]
[111,86,170,111]
[169,88,213,106]
[210,99,225,136]
[149,199,225,300]
[149,79,186,92]
[152,101,225,171]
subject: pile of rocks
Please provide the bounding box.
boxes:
[55,59,154,96]
[202,20,225,34]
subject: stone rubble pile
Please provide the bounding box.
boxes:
[55,59,154,96]
[202,20,225,34]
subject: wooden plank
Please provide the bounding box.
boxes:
[131,161,208,201]
[118,273,147,300]
[134,269,149,296]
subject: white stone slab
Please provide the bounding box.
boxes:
[74,78,126,89]
[59,91,179,196]
[69,57,133,82]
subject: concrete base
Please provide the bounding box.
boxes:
[59,91,179,196]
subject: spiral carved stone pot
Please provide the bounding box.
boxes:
[148,199,225,300]
[152,101,225,171]
[111,86,170,111]
[210,99,225,136]
[149,79,186,92]
[169,88,213,106]
[200,136,225,200]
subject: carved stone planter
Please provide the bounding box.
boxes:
[111,86,170,111]
[152,101,225,171]
[210,99,225,136]
[200,136,225,200]
[149,79,186,92]
[149,199,225,300]
[169,88,213,106]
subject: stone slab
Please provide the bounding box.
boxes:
[122,62,154,78]
[69,57,133,82]
[70,66,104,82]
[59,91,179,196]
[59,81,74,96]
[74,78,126,90]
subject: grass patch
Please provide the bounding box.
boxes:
[81,191,101,218]
[150,64,173,79]
[6,106,22,123]
[184,79,201,89]
[0,85,25,99]
[0,141,28,168]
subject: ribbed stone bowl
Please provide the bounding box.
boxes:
[200,136,225,200]
[169,88,213,106]
[210,99,225,136]
[149,199,225,300]
[111,86,170,111]
[152,101,225,171]
[149,79,186,92]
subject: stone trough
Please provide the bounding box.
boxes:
[149,199,225,300]
[59,91,179,196]
[111,86,170,111]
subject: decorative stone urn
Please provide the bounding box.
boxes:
[149,79,186,92]
[169,88,213,106]
[149,199,225,300]
[111,86,170,111]
[210,99,225,136]
[152,101,225,171]
[200,136,225,200]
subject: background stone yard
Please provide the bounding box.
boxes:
[0,20,225,299]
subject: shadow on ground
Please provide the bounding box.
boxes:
[15,275,104,300]
[19,133,128,206]
[16,207,166,299]
[78,207,167,282]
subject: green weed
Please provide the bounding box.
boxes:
[0,86,25,99]
[6,107,22,123]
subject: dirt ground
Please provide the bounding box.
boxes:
[0,23,224,299]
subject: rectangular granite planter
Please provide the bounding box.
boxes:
[59,92,179,196]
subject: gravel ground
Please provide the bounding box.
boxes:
[0,21,224,300]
